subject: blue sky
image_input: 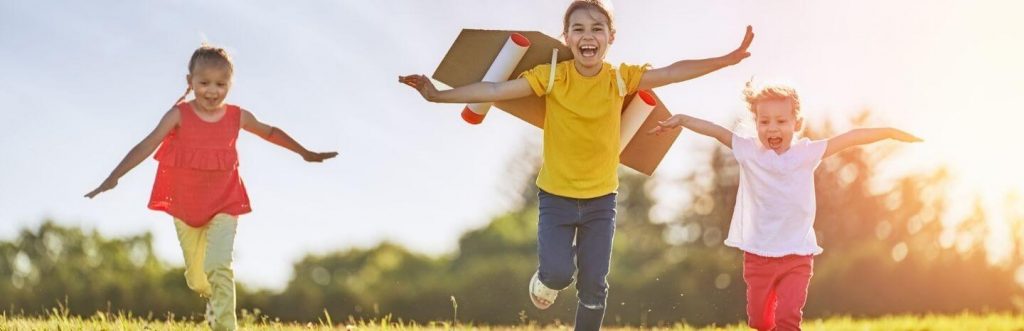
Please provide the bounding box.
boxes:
[1,1,1021,289]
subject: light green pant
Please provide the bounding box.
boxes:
[174,213,238,331]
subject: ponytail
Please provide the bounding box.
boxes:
[174,85,192,107]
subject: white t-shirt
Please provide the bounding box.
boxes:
[724,134,828,257]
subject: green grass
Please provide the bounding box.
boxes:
[1,310,1022,331]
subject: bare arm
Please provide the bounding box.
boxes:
[85,107,180,198]
[824,128,922,158]
[648,113,734,148]
[241,109,338,163]
[638,26,754,91]
[398,75,534,103]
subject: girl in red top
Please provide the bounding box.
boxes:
[85,44,336,330]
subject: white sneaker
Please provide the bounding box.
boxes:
[529,271,558,310]
[205,301,215,327]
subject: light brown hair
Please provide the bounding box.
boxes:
[742,79,802,118]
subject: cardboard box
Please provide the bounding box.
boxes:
[432,29,680,176]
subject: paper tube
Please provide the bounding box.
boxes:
[619,90,657,153]
[461,33,531,124]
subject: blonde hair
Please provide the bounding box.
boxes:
[562,0,615,35]
[174,44,234,106]
[742,78,801,119]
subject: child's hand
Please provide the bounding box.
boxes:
[889,129,923,142]
[84,178,118,199]
[303,151,338,163]
[722,25,755,66]
[399,75,439,102]
[648,115,685,135]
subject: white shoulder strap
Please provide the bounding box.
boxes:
[546,48,558,94]
[614,63,627,97]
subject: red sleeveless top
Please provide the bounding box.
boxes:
[149,102,251,227]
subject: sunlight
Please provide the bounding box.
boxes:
[886,1,1024,264]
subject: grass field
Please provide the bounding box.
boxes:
[2,310,1023,331]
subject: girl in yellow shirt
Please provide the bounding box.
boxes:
[400,1,753,329]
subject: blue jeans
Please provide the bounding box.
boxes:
[537,189,617,331]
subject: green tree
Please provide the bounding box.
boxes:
[0,221,203,318]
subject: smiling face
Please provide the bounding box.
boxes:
[564,7,614,77]
[754,99,803,154]
[187,65,232,112]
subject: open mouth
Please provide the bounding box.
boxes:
[579,45,598,58]
[767,137,783,149]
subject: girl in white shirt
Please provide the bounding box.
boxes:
[649,81,920,331]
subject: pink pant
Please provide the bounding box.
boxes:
[742,252,813,331]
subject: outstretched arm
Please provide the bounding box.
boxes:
[824,128,922,158]
[638,26,754,91]
[648,113,734,148]
[241,110,338,163]
[398,75,534,104]
[85,107,180,198]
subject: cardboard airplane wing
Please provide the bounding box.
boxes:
[432,29,680,176]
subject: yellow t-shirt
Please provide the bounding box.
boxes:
[520,60,648,199]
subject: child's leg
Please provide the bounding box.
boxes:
[537,190,579,290]
[174,219,213,297]
[204,213,238,331]
[572,192,616,331]
[773,255,813,331]
[743,252,779,331]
